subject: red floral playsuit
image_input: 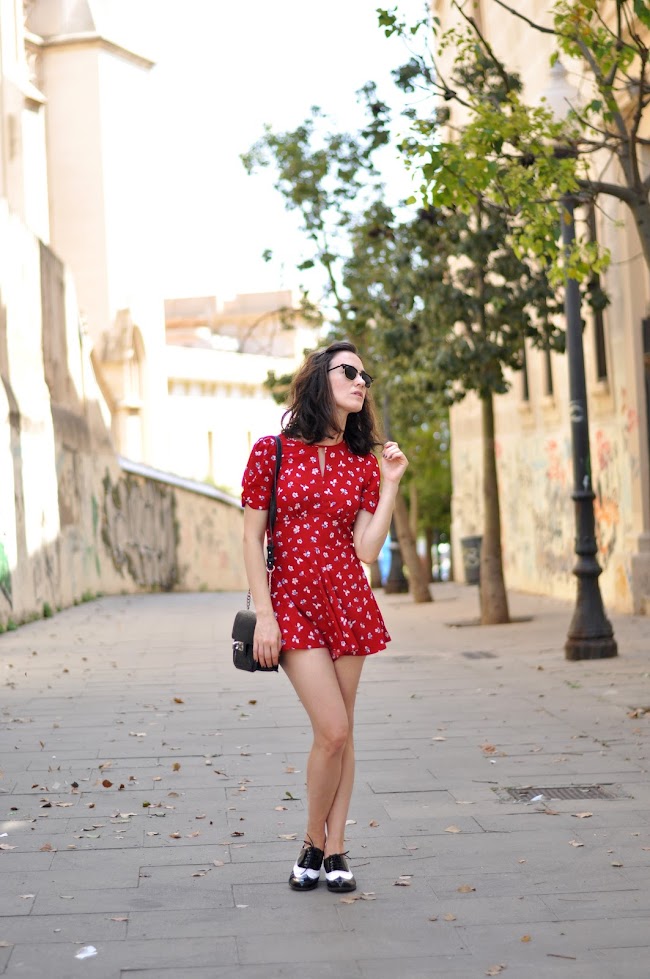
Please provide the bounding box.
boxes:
[242,434,391,659]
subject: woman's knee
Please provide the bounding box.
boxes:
[315,717,350,755]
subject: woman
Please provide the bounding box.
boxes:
[241,340,408,892]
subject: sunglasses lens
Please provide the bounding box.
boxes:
[361,372,372,387]
[343,365,357,381]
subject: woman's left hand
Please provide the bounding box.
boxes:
[381,441,409,483]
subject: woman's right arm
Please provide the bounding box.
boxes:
[243,505,282,668]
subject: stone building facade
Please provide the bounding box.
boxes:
[433,0,650,614]
[0,2,246,631]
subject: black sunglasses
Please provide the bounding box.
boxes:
[327,363,374,388]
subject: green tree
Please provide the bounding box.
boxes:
[242,102,438,602]
[381,0,650,284]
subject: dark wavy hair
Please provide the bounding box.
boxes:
[282,341,381,455]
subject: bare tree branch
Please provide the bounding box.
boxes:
[489,0,569,39]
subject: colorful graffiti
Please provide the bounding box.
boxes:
[101,472,179,590]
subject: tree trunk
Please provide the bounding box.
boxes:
[425,526,435,582]
[479,393,510,624]
[628,193,650,286]
[393,492,432,603]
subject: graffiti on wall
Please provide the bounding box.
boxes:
[593,429,620,571]
[101,471,179,590]
[0,542,12,608]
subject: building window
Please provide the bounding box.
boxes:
[587,205,608,382]
[543,346,554,397]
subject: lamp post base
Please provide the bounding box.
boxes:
[565,635,618,661]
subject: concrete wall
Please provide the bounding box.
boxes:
[0,206,245,632]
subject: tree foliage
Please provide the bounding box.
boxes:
[380,0,650,285]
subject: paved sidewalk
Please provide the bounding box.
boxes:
[1,584,649,979]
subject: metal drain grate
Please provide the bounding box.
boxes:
[503,784,622,802]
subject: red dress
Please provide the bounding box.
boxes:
[242,434,391,659]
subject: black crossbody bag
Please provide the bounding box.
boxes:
[232,435,282,672]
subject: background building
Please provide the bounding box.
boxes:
[164,291,318,494]
[0,1,246,630]
[433,0,650,613]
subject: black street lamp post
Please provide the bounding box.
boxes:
[560,194,617,660]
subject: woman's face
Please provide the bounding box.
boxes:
[327,352,369,416]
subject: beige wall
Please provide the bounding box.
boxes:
[0,206,245,633]
[435,0,650,612]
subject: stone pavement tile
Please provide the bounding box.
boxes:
[236,920,461,966]
[358,954,614,979]
[455,916,650,961]
[0,851,54,873]
[422,893,557,926]
[541,888,650,920]
[0,912,128,943]
[0,891,36,917]
[125,901,341,940]
[138,858,292,887]
[2,936,238,979]
[473,808,649,832]
[32,882,232,916]
[124,965,362,979]
[593,946,650,978]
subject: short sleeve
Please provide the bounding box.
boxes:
[241,436,278,510]
[359,453,381,514]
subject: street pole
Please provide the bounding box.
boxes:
[561,194,617,660]
[382,393,409,594]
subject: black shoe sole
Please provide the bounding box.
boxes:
[326,878,356,893]
[289,875,320,891]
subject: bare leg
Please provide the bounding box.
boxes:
[281,648,351,850]
[324,654,365,856]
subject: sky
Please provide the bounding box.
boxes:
[112,0,427,305]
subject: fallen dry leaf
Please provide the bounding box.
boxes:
[568,840,584,847]
[110,916,128,922]
[369,819,379,827]
[611,861,623,867]
[39,843,55,852]
[172,763,181,772]
[173,697,184,704]
[274,805,288,812]
[278,833,297,841]
[0,844,17,851]
[213,859,224,867]
[485,967,506,976]
[457,884,476,893]
[521,935,532,943]
[169,832,181,839]
[481,743,497,754]
[101,779,113,788]
[443,913,457,921]
[231,831,245,838]
[428,916,438,922]
[572,812,593,819]
[445,825,461,834]
[394,875,412,886]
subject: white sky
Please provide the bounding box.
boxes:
[114,0,426,304]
